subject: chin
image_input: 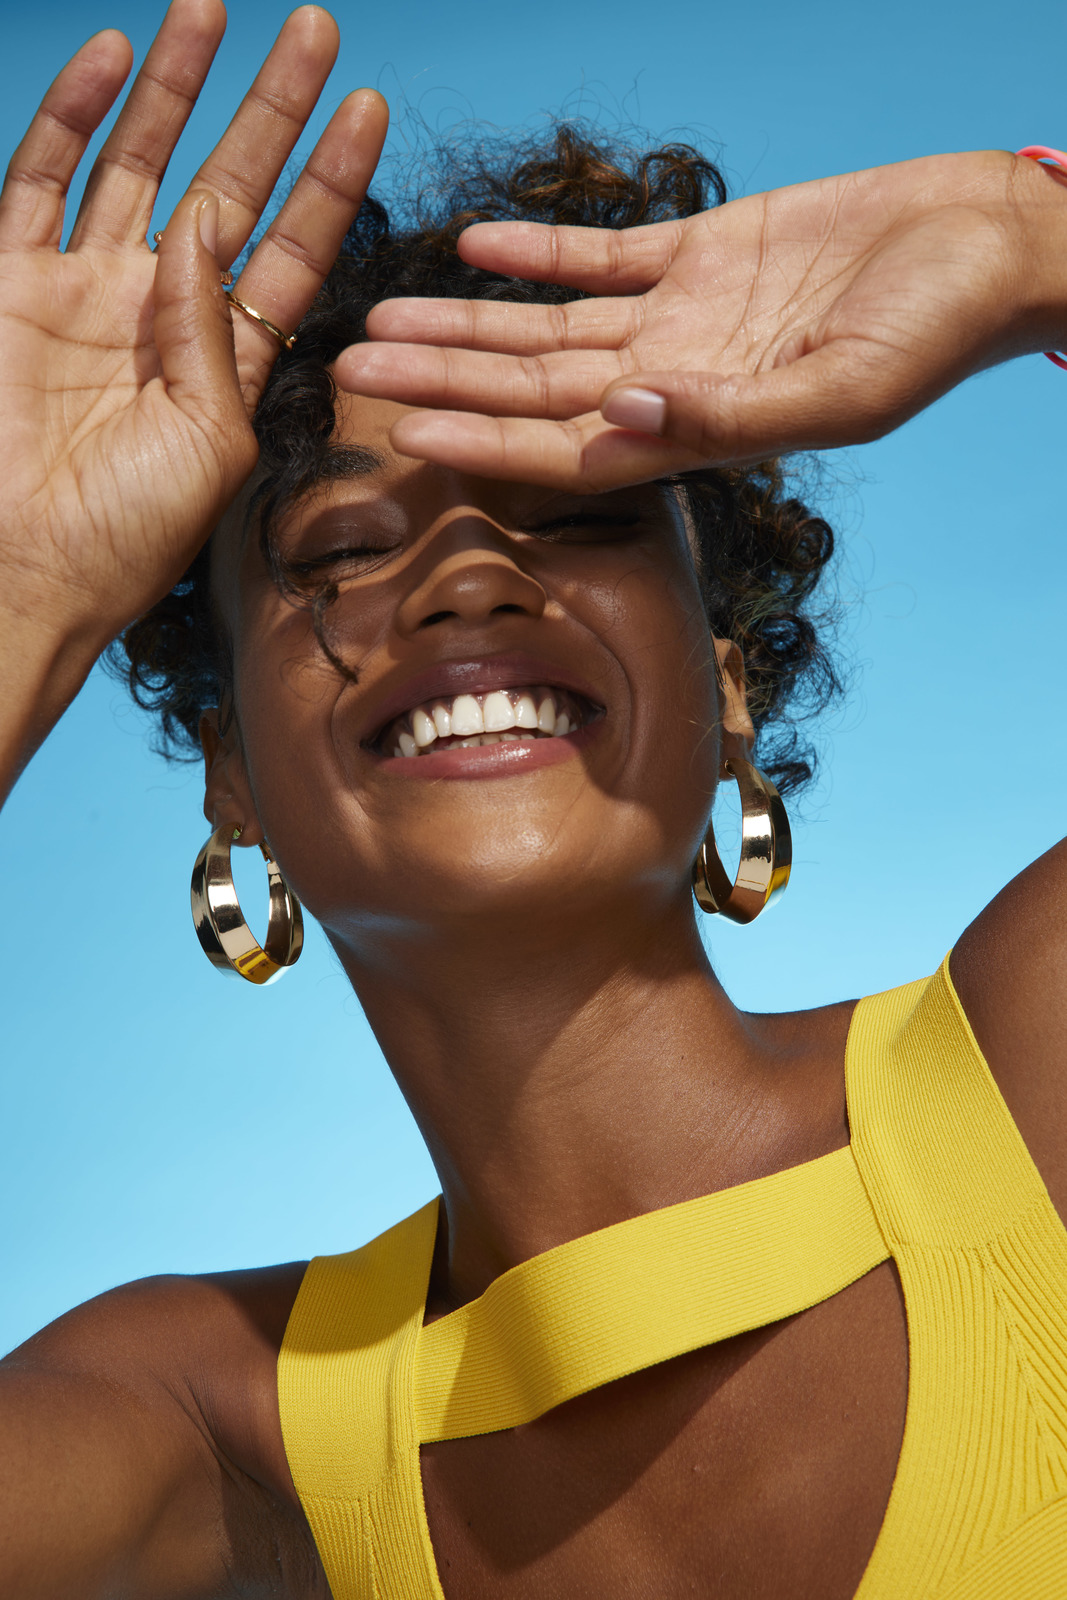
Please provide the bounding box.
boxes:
[305,819,682,951]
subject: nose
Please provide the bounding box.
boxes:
[395,515,547,636]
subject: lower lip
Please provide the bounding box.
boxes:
[370,724,597,779]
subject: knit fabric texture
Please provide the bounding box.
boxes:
[278,959,1067,1599]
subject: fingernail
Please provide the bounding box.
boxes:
[198,193,219,256]
[601,387,667,435]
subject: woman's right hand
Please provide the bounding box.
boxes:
[0,0,386,784]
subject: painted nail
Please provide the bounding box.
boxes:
[601,387,667,435]
[198,193,219,256]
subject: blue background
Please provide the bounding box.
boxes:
[1,0,1064,1355]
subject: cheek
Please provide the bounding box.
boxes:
[598,559,722,804]
[229,603,355,849]
[225,552,723,925]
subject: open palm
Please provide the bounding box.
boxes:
[0,0,386,654]
[337,149,1061,488]
[0,224,238,639]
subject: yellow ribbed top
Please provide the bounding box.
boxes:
[278,960,1067,1598]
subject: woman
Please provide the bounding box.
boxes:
[2,0,1066,1595]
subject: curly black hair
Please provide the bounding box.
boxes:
[112,123,839,794]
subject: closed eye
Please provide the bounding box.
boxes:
[523,513,644,541]
[285,543,398,577]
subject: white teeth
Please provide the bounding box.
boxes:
[385,685,586,757]
[412,708,438,748]
[536,693,557,734]
[451,694,483,736]
[483,690,517,732]
[514,693,538,729]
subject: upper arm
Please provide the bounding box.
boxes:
[950,834,1067,1219]
[0,1273,289,1600]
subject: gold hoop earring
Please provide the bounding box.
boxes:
[692,758,792,924]
[191,824,304,984]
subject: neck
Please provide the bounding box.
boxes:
[333,887,844,1309]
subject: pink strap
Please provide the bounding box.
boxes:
[1016,146,1067,369]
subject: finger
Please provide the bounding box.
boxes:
[67,0,227,250]
[227,89,388,399]
[598,342,930,464]
[181,5,340,267]
[153,190,257,512]
[456,219,682,294]
[0,30,133,250]
[365,292,636,354]
[386,338,930,491]
[388,407,704,493]
[336,339,630,419]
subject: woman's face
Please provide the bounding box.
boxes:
[206,393,752,954]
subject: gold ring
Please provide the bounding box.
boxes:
[152,231,233,286]
[226,292,296,351]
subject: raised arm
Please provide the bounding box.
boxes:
[0,2,383,1589]
[337,147,1067,1218]
[0,0,386,804]
[336,148,1067,486]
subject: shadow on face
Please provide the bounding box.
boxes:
[201,395,753,960]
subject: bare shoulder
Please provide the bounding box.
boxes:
[165,1260,309,1499]
[1,1262,327,1600]
[7,1261,308,1490]
[949,835,1067,1219]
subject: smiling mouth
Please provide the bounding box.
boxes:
[375,687,600,758]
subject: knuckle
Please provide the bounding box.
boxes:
[5,160,65,197]
[194,161,264,219]
[529,356,552,415]
[136,62,200,109]
[244,83,306,126]
[609,230,626,279]
[493,416,516,472]
[40,101,97,144]
[298,159,367,210]
[98,146,164,185]
[253,225,322,278]
[440,347,462,399]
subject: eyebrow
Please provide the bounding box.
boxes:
[243,443,387,545]
[309,444,387,485]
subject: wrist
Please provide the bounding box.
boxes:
[1007,152,1067,358]
[0,603,104,800]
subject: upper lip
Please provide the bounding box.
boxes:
[360,652,605,747]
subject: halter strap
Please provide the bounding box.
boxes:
[281,1136,891,1600]
[415,1141,888,1441]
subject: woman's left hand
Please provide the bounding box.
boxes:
[337,150,1067,488]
